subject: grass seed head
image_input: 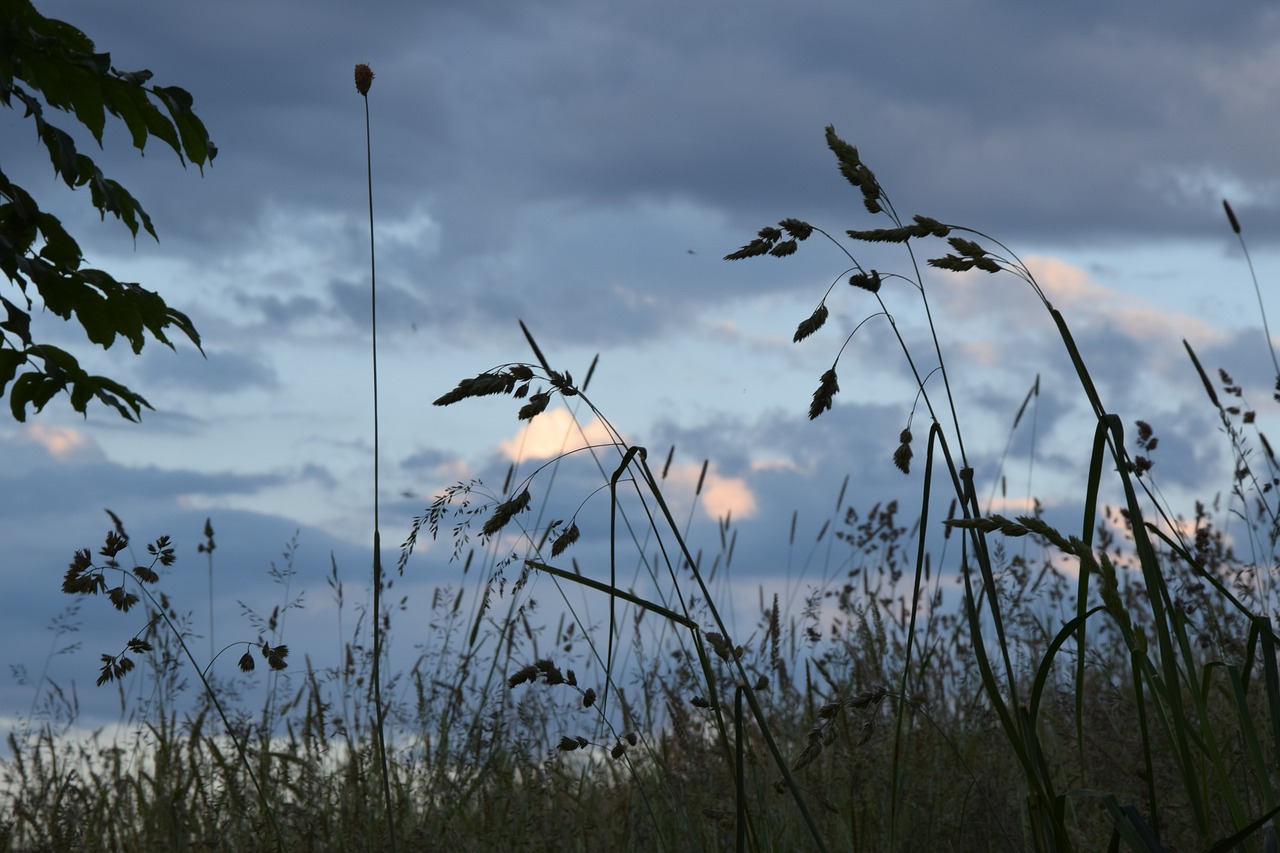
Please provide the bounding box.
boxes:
[893,428,913,474]
[1223,198,1242,234]
[809,368,839,420]
[354,63,374,95]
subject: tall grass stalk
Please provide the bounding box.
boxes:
[721,126,1280,849]
[16,125,1280,850]
[1223,199,1280,380]
[354,61,396,847]
[424,124,1280,848]
[431,325,832,849]
[55,523,287,851]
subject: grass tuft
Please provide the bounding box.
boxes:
[10,124,1280,851]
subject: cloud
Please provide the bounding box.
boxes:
[930,253,1229,405]
[663,461,758,522]
[397,448,473,499]
[9,0,1280,736]
[134,345,279,394]
[1027,255,1224,349]
[497,409,619,462]
[23,424,100,462]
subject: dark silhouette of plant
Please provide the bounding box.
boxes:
[62,511,288,851]
[352,59,397,849]
[0,0,214,421]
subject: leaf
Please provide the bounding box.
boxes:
[0,3,210,421]
[153,85,213,168]
[101,78,152,151]
[66,65,109,143]
[0,350,24,394]
[41,124,81,188]
[34,210,82,268]
[9,370,54,421]
[112,68,154,86]
[0,297,32,345]
[7,344,148,421]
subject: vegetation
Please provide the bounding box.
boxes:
[0,0,212,421]
[3,52,1280,850]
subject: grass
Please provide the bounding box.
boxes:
[5,123,1280,851]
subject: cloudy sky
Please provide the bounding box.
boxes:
[5,1,1280,731]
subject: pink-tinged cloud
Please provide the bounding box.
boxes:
[497,409,619,462]
[664,461,758,521]
[1024,255,1225,349]
[493,412,756,520]
[24,424,97,461]
[982,495,1045,517]
[939,255,1227,371]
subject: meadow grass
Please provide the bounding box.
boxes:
[5,127,1280,851]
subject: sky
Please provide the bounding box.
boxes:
[4,0,1280,733]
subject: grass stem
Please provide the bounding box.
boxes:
[356,62,396,850]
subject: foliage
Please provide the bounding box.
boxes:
[720,125,1280,850]
[0,0,212,421]
[55,512,290,849]
[9,117,1280,851]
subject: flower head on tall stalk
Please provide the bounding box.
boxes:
[355,63,374,96]
[354,61,396,849]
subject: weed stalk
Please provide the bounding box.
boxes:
[354,61,396,847]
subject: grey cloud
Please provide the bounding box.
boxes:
[133,345,279,394]
[232,291,328,327]
[16,0,1280,358]
[32,1,1280,245]
[10,0,1280,726]
[399,447,460,473]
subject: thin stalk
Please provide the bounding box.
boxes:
[355,63,396,848]
[202,518,214,662]
[1224,199,1280,381]
[126,569,283,851]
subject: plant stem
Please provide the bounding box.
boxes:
[1226,200,1280,383]
[359,75,396,850]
